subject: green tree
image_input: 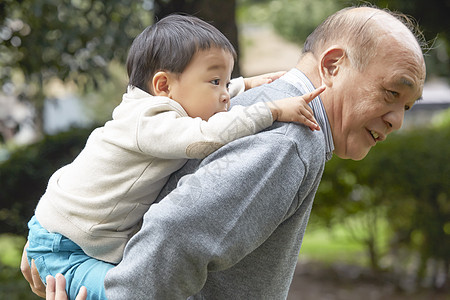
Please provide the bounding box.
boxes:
[271,0,343,45]
[314,155,387,271]
[0,0,152,135]
[0,0,242,141]
[258,0,449,79]
[365,0,450,78]
[367,125,450,289]
[314,122,450,288]
[0,126,95,235]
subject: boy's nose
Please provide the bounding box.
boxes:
[221,92,230,104]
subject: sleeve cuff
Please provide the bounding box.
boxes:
[229,77,245,98]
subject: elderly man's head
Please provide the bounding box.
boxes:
[300,6,426,160]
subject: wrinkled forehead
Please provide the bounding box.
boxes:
[378,32,426,87]
[368,10,426,83]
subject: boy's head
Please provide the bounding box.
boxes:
[127,14,237,95]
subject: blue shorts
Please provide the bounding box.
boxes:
[26,216,115,300]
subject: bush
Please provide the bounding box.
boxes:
[271,0,342,44]
[0,126,96,235]
[313,123,450,288]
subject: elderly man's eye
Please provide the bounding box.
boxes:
[389,90,399,97]
[405,105,411,111]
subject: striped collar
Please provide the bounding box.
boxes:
[280,68,334,161]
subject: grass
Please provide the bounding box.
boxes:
[300,224,368,265]
[299,215,391,268]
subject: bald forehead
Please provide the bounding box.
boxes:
[348,7,421,53]
[344,7,426,89]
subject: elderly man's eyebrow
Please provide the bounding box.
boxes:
[399,77,414,88]
[397,77,423,101]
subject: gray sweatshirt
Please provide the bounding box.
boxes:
[104,69,333,299]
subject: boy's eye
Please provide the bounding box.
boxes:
[404,105,411,111]
[210,79,220,85]
[226,82,231,90]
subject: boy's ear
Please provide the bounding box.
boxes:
[151,71,171,96]
[319,46,346,87]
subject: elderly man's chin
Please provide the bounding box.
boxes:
[334,146,371,161]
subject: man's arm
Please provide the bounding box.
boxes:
[104,131,308,299]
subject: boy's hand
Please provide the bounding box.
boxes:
[243,71,286,90]
[268,85,326,131]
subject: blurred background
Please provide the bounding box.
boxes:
[0,0,449,299]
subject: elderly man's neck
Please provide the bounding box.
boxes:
[295,53,321,89]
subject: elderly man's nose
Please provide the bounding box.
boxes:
[384,109,404,132]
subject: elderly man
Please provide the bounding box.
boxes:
[22,5,425,300]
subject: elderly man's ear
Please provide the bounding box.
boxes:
[319,47,346,87]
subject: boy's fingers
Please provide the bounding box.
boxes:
[294,112,320,130]
[303,113,320,131]
[308,120,320,131]
[301,104,314,116]
[303,85,326,103]
[298,104,316,121]
[309,119,320,130]
[304,119,320,131]
[267,71,286,80]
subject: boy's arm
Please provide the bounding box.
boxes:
[228,77,245,98]
[134,101,273,159]
[136,86,324,159]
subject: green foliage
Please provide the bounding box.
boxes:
[362,0,450,79]
[0,234,25,267]
[244,0,450,79]
[0,234,39,300]
[367,125,450,277]
[433,108,450,129]
[238,0,344,44]
[0,264,40,300]
[270,0,343,45]
[0,126,96,235]
[314,124,450,285]
[0,0,152,129]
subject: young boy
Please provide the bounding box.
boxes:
[26,14,324,299]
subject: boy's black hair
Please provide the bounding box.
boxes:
[127,14,237,94]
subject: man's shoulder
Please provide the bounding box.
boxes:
[260,122,326,162]
[219,120,326,172]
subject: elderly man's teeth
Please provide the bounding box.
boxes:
[370,130,379,140]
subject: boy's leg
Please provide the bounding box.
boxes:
[65,251,114,300]
[27,216,114,300]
